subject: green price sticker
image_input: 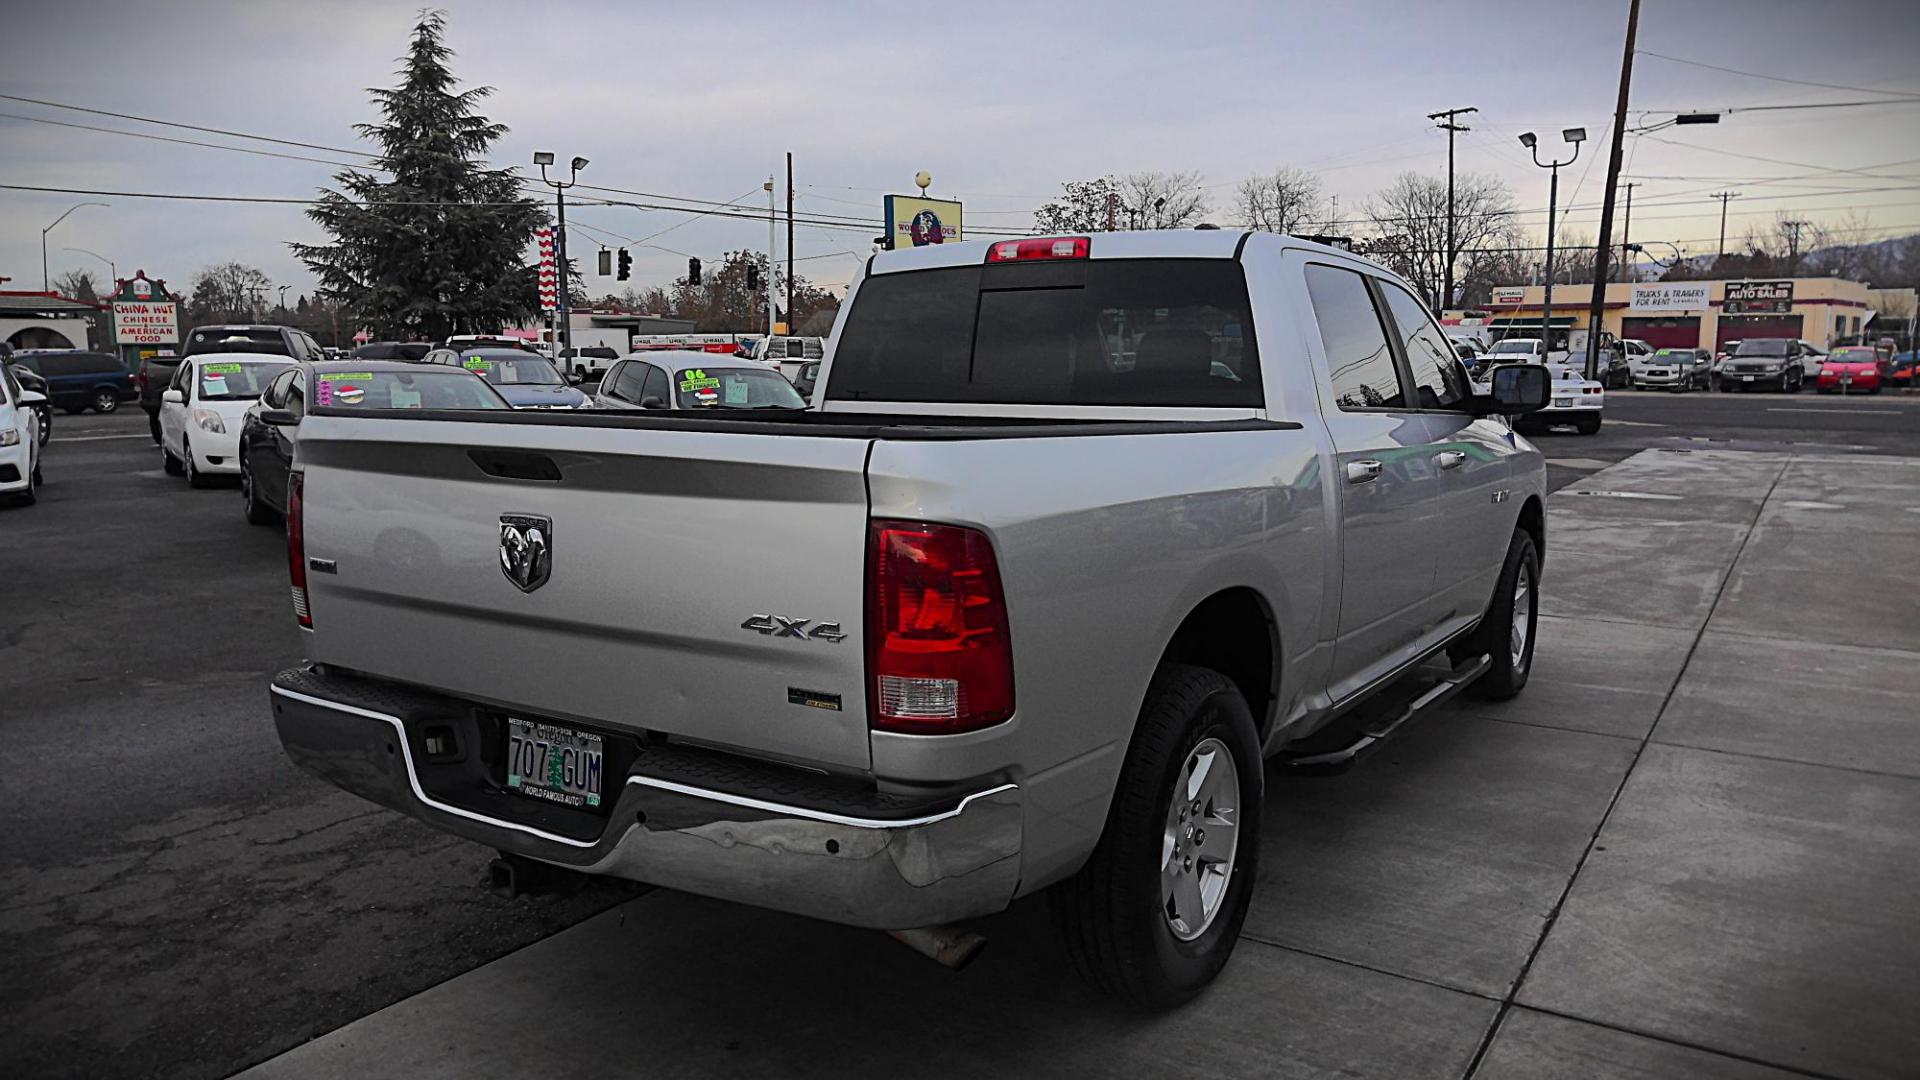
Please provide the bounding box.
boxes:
[463,356,493,371]
[202,362,244,373]
[317,372,373,382]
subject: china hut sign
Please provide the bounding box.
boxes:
[110,272,179,345]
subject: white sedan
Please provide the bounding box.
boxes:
[1476,362,1604,435]
[158,353,295,487]
[1,366,46,506]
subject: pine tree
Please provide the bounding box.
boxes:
[292,10,543,340]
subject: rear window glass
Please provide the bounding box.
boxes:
[828,260,1261,407]
[198,361,291,400]
[313,370,509,409]
[185,329,288,356]
[1831,348,1876,360]
[674,366,804,410]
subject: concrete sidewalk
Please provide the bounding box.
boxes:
[233,449,1920,1080]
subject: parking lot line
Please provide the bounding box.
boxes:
[56,433,152,442]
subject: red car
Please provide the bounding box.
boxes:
[1817,346,1889,394]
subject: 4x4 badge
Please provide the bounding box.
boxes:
[499,515,553,592]
[741,614,846,642]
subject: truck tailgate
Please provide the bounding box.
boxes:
[293,415,875,771]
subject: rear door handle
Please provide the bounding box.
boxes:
[1435,450,1467,470]
[1346,459,1383,485]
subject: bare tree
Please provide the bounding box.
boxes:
[1236,167,1327,234]
[1034,176,1122,233]
[52,268,100,304]
[1116,171,1210,229]
[187,262,273,324]
[1363,171,1518,307]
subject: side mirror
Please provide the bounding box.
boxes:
[161,389,185,405]
[1480,363,1550,415]
[261,408,298,427]
[16,389,46,406]
[640,395,665,410]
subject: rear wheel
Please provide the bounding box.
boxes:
[241,454,278,524]
[162,442,185,476]
[1457,528,1540,701]
[1574,414,1601,435]
[148,411,162,444]
[1053,664,1262,1007]
[93,389,120,413]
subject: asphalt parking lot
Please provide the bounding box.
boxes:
[4,391,1918,1080]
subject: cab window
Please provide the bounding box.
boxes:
[1304,264,1404,410]
[1378,282,1470,410]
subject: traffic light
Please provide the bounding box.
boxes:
[688,257,701,285]
[746,264,759,292]
[616,248,632,281]
[597,248,611,276]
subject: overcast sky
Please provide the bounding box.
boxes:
[4,0,1917,302]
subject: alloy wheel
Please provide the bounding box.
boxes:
[1161,736,1242,942]
[1511,560,1534,672]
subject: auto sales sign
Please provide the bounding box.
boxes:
[1630,283,1709,312]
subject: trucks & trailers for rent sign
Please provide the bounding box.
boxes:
[111,301,179,345]
[1630,284,1710,312]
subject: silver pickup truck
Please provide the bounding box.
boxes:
[267,230,1552,1005]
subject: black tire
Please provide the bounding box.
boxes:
[1457,529,1540,701]
[162,443,185,476]
[184,437,211,488]
[36,407,51,446]
[93,390,120,413]
[1052,664,1263,1007]
[241,454,278,525]
[1574,415,1601,435]
[148,411,161,444]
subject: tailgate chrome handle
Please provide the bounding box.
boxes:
[1435,450,1467,470]
[1346,460,1383,484]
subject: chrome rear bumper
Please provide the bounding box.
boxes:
[269,668,1023,930]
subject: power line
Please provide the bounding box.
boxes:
[0,111,372,170]
[1635,49,1920,99]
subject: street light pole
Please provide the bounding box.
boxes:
[41,201,108,291]
[1521,130,1584,366]
[1710,192,1740,259]
[1428,106,1478,311]
[766,177,777,342]
[1618,181,1639,282]
[535,152,589,356]
[62,246,115,287]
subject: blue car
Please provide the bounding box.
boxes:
[9,349,137,414]
[418,346,589,409]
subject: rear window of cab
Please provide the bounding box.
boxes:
[314,370,509,409]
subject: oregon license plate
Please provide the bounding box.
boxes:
[1553,397,1573,408]
[506,718,605,809]
[1742,375,1754,382]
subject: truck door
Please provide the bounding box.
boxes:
[1374,281,1514,632]
[1300,263,1454,701]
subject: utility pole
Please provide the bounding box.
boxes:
[1617,182,1639,282]
[1106,190,1117,232]
[1583,0,1641,382]
[1710,192,1741,260]
[766,177,777,344]
[1782,219,1810,275]
[786,152,794,335]
[1428,106,1478,311]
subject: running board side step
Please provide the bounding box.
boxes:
[1277,653,1493,773]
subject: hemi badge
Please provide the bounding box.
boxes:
[308,558,339,574]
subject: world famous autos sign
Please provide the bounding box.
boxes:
[883,195,962,250]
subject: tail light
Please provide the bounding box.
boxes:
[986,236,1089,263]
[866,520,1014,734]
[137,368,147,390]
[287,472,311,628]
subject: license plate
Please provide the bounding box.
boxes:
[1553,397,1572,408]
[1741,375,1754,382]
[506,718,605,809]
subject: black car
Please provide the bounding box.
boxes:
[1719,338,1806,392]
[350,341,434,362]
[9,350,137,414]
[6,362,53,445]
[144,325,326,442]
[791,360,822,402]
[238,360,511,524]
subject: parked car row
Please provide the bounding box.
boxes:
[0,363,48,506]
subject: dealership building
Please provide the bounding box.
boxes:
[1451,277,1914,351]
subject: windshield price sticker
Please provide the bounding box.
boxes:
[317,372,373,382]
[464,356,493,371]
[202,362,244,374]
[201,375,228,394]
[724,378,749,404]
[679,368,721,392]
